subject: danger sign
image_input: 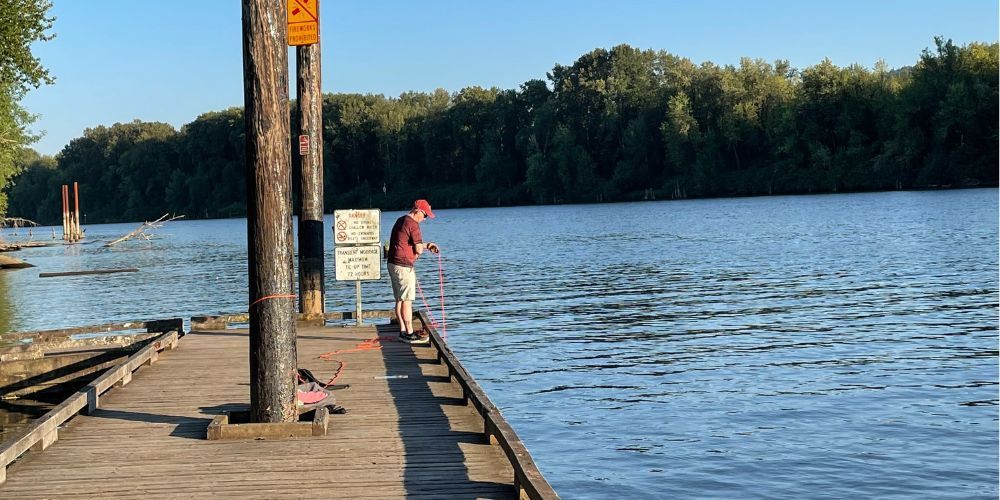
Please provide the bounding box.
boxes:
[333,209,380,245]
[298,135,309,156]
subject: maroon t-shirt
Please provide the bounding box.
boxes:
[387,215,422,267]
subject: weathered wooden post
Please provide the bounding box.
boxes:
[73,182,82,241]
[292,0,325,318]
[65,183,76,242]
[60,185,68,241]
[242,0,298,423]
[68,193,75,241]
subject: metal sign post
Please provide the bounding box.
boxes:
[333,209,381,326]
[355,280,362,326]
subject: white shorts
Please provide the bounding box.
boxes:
[387,263,416,301]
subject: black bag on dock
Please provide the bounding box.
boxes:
[297,368,349,390]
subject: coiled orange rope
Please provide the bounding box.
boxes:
[315,336,397,387]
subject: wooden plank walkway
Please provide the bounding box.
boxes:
[0,322,524,498]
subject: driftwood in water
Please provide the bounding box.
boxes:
[0,218,44,257]
[0,255,33,269]
[39,268,138,278]
[0,217,40,231]
[103,213,184,247]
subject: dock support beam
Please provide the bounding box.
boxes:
[31,430,56,452]
[295,26,325,318]
[242,0,298,424]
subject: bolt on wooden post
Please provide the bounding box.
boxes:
[242,0,298,423]
[291,0,325,318]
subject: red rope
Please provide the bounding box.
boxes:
[416,280,438,330]
[311,249,448,388]
[249,293,297,308]
[315,336,396,387]
[438,252,447,339]
[416,251,447,340]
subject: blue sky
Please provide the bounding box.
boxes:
[21,0,1000,156]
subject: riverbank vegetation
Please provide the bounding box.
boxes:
[0,0,54,216]
[6,38,998,224]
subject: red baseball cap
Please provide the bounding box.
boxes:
[414,199,435,218]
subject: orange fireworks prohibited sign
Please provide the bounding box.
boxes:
[288,0,318,46]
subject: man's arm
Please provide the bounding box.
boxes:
[411,221,438,254]
[414,242,439,254]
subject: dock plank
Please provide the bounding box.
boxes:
[1,324,518,498]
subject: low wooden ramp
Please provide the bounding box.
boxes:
[0,323,523,498]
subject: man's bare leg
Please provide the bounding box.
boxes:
[401,300,414,334]
[395,300,406,333]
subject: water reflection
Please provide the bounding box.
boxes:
[0,271,12,338]
[0,270,51,440]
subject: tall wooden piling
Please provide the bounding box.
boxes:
[73,182,82,241]
[241,0,298,423]
[294,6,325,318]
[60,185,68,241]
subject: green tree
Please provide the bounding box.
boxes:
[0,0,54,214]
[896,37,999,186]
[177,109,244,218]
[6,147,57,221]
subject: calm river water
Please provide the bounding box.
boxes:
[1,189,997,498]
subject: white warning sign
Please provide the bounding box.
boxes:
[334,245,382,281]
[334,209,380,245]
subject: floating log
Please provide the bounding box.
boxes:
[0,242,55,252]
[38,268,138,278]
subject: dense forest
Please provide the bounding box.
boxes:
[6,38,998,225]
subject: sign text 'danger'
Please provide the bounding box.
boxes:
[333,209,380,245]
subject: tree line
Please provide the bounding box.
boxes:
[6,37,997,225]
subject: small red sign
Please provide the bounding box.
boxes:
[298,135,310,156]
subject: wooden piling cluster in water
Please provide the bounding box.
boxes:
[60,182,83,242]
[0,311,559,498]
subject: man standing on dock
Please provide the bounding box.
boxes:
[387,199,440,344]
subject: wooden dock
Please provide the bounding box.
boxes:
[0,312,557,498]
